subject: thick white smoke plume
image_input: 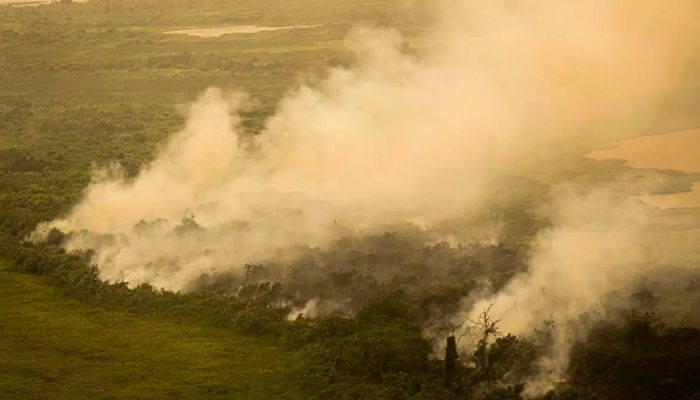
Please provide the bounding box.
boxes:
[33,1,700,394]
[454,188,653,395]
[462,190,645,330]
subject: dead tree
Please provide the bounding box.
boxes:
[444,334,459,386]
[465,305,501,378]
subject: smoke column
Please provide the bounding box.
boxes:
[34,2,700,392]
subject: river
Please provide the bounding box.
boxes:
[587,129,700,209]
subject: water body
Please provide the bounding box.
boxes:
[588,129,700,209]
[0,0,49,5]
[165,25,320,38]
[0,0,88,6]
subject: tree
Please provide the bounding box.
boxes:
[444,334,459,386]
[174,214,202,234]
[465,305,502,377]
[44,227,65,247]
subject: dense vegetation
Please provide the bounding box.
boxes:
[3,230,699,399]
[1,1,699,399]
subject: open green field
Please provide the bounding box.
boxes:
[0,260,303,400]
[0,0,430,104]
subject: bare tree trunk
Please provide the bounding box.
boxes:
[444,335,458,386]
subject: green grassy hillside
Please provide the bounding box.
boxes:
[0,260,303,400]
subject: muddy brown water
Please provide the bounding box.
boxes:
[0,0,88,6]
[164,25,320,38]
[588,129,700,209]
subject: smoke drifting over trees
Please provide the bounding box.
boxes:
[31,1,700,396]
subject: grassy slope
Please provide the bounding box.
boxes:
[0,260,304,400]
